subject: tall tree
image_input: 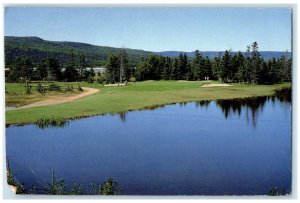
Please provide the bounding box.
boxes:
[78,53,87,78]
[249,42,261,84]
[36,60,47,80]
[64,66,79,82]
[7,57,34,82]
[234,51,245,83]
[220,50,232,82]
[192,50,203,80]
[105,53,119,83]
[203,56,212,80]
[171,58,179,80]
[118,49,126,82]
[161,57,172,80]
[178,53,188,80]
[211,53,222,81]
[45,58,62,81]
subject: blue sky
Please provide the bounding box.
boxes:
[4,7,292,52]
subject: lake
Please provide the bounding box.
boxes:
[5,89,292,195]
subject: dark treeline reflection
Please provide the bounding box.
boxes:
[216,97,267,127]
[119,112,127,123]
[195,100,211,108]
[116,88,291,125]
[274,87,291,103]
[215,88,291,127]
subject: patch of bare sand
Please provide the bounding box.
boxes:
[104,83,126,87]
[16,87,99,110]
[201,84,233,88]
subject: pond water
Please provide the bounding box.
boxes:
[5,89,291,195]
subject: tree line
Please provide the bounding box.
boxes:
[6,42,291,84]
[133,42,291,84]
[6,51,96,83]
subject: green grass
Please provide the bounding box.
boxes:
[5,80,291,124]
[5,82,83,107]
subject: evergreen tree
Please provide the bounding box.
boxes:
[243,46,252,83]
[249,42,261,84]
[118,49,129,82]
[7,57,34,82]
[211,53,222,81]
[171,58,179,80]
[203,56,212,80]
[192,50,203,80]
[64,66,79,82]
[220,50,231,82]
[105,53,119,83]
[36,60,47,80]
[78,53,87,79]
[234,51,245,83]
[45,58,62,81]
[161,57,172,80]
[178,53,188,80]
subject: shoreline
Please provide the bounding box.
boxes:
[5,83,291,126]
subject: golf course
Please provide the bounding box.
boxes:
[5,80,291,125]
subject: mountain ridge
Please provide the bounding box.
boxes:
[5,36,291,67]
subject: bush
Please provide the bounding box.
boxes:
[78,84,83,92]
[36,83,46,93]
[24,85,32,94]
[35,117,69,129]
[87,76,94,83]
[97,77,104,84]
[48,84,61,91]
[129,76,136,82]
[65,85,74,92]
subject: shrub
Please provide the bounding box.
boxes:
[129,76,136,82]
[35,117,69,129]
[91,178,122,195]
[87,76,94,83]
[65,85,74,92]
[78,84,83,92]
[36,83,46,93]
[48,84,61,91]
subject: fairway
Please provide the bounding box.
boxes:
[5,80,291,124]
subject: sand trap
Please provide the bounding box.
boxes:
[15,87,99,110]
[201,83,233,88]
[104,83,126,87]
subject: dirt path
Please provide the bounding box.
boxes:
[15,87,99,110]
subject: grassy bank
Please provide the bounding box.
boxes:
[5,80,291,124]
[5,82,84,107]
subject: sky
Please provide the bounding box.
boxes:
[4,7,292,52]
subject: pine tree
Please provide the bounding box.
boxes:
[106,53,119,83]
[192,50,203,80]
[249,42,261,84]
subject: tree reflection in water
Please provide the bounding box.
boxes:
[115,88,291,126]
[216,88,291,127]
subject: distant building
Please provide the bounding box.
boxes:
[86,67,106,73]
[59,67,106,73]
[5,67,107,73]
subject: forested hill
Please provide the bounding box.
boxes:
[5,36,291,67]
[5,36,152,66]
[154,51,291,60]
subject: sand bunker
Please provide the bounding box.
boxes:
[201,84,233,88]
[104,83,126,87]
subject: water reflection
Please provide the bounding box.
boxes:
[119,112,127,123]
[216,97,267,127]
[131,88,290,127]
[215,88,291,127]
[195,100,211,108]
[274,87,291,103]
